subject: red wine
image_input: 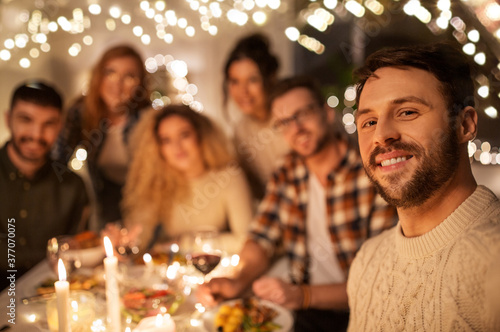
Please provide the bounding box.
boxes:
[191,253,221,275]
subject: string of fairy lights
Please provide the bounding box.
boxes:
[1,0,499,165]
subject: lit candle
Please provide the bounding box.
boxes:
[169,243,179,265]
[143,253,153,280]
[166,262,180,280]
[103,236,121,332]
[155,314,163,327]
[55,259,71,332]
[133,314,176,332]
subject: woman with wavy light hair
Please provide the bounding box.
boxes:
[122,104,253,253]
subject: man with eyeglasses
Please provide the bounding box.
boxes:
[198,76,397,331]
[0,81,89,290]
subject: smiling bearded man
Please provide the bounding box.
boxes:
[365,126,460,209]
[0,81,89,291]
[347,43,500,331]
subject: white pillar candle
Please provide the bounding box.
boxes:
[143,253,154,280]
[103,236,121,332]
[133,314,176,332]
[55,259,71,332]
[169,243,179,265]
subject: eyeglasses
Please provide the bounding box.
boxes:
[103,69,140,86]
[272,103,320,132]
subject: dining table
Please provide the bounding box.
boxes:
[1,260,58,331]
[0,256,292,331]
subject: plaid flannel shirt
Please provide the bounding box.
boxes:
[248,145,398,284]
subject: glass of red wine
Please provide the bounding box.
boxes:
[187,228,221,282]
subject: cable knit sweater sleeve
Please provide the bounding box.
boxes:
[347,186,500,332]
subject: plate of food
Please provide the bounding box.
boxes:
[121,287,185,323]
[35,272,98,295]
[203,297,293,332]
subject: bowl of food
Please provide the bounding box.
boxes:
[74,245,105,268]
[70,231,105,268]
[47,232,105,271]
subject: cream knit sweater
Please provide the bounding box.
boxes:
[347,186,500,331]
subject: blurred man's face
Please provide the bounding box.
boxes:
[6,100,62,163]
[356,66,460,209]
[271,87,327,158]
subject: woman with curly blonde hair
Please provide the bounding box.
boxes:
[122,104,253,253]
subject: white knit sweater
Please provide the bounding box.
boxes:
[347,185,500,331]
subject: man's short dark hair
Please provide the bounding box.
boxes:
[268,75,324,111]
[354,42,475,117]
[10,80,63,111]
[268,75,347,141]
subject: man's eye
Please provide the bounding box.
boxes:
[296,109,308,118]
[17,116,31,123]
[278,119,290,126]
[273,119,289,131]
[400,110,417,117]
[362,120,377,128]
[180,131,192,139]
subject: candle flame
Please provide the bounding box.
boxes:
[103,236,114,258]
[166,264,178,280]
[58,258,67,281]
[231,254,240,266]
[143,253,152,264]
[155,313,163,327]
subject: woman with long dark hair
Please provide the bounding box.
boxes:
[223,33,289,199]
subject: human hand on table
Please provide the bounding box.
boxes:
[101,222,142,259]
[197,275,303,311]
[252,276,303,310]
[196,277,243,307]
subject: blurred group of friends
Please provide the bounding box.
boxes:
[1,34,499,331]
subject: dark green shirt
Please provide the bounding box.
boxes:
[0,143,89,284]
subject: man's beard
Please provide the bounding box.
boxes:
[11,136,50,163]
[364,126,460,209]
[295,127,330,158]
